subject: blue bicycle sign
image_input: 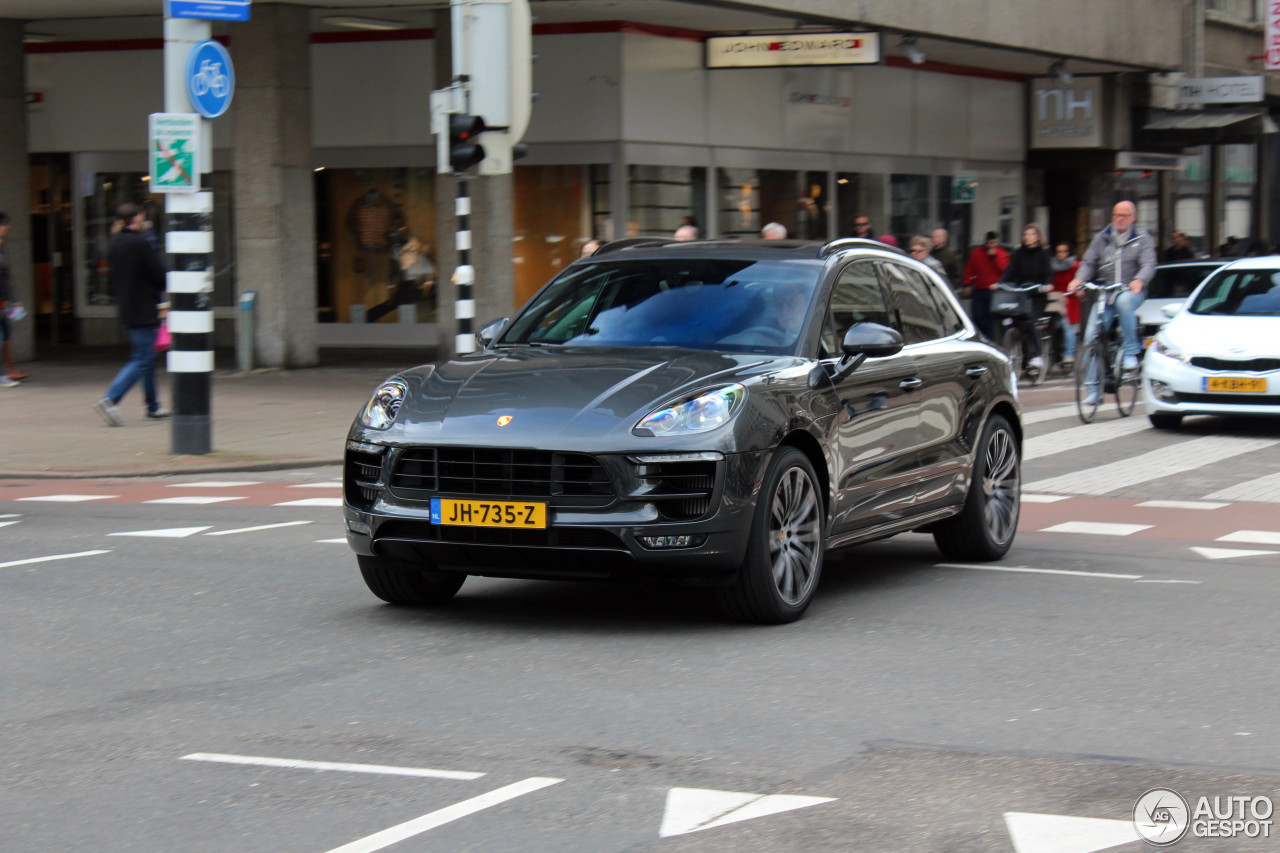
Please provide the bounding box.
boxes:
[185,40,235,119]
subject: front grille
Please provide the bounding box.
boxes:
[377,519,625,550]
[389,448,615,507]
[631,459,718,521]
[344,448,385,508]
[1172,392,1280,405]
[1190,357,1280,373]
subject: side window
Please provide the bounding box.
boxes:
[820,260,892,357]
[879,262,946,344]
[924,276,967,335]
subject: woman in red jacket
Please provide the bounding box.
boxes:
[1050,240,1081,366]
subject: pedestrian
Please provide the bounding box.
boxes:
[0,211,27,386]
[997,223,1053,373]
[580,238,601,258]
[850,214,874,240]
[962,230,1009,339]
[930,227,963,291]
[878,233,899,248]
[1050,240,1081,367]
[1164,230,1194,262]
[907,235,948,279]
[94,202,171,426]
[761,222,788,240]
[1068,200,1157,402]
[673,224,699,241]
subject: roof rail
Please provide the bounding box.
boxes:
[592,237,672,255]
[819,237,906,258]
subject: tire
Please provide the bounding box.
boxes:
[358,554,465,605]
[716,447,825,624]
[1075,343,1103,424]
[1002,327,1024,377]
[933,414,1020,561]
[1115,355,1139,417]
[1148,412,1183,430]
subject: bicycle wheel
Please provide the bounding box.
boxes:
[1075,341,1104,423]
[1115,350,1140,417]
[1002,327,1024,378]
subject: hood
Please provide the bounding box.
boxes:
[387,346,788,445]
[1163,314,1280,356]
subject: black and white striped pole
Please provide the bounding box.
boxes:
[453,180,475,354]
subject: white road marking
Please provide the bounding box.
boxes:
[1004,811,1140,853]
[206,521,313,537]
[0,550,111,569]
[660,787,836,838]
[286,482,342,488]
[323,777,564,853]
[1205,470,1280,504]
[1217,530,1280,545]
[180,753,484,781]
[166,480,263,488]
[16,494,117,502]
[1022,415,1150,460]
[1024,435,1280,496]
[1192,546,1279,560]
[1022,494,1071,503]
[1137,499,1229,510]
[144,496,246,505]
[316,538,347,544]
[273,497,343,507]
[1039,521,1152,536]
[1019,403,1080,425]
[937,563,1143,580]
[1134,579,1202,584]
[0,520,20,529]
[0,513,22,518]
[109,526,213,538]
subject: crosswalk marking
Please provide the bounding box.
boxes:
[1190,546,1279,560]
[16,494,117,502]
[1205,470,1280,504]
[0,520,20,529]
[1024,435,1280,496]
[110,526,212,538]
[0,550,111,569]
[1137,500,1228,510]
[937,563,1143,580]
[1217,530,1280,545]
[181,753,485,781]
[286,482,342,488]
[206,520,313,537]
[144,496,246,505]
[166,480,263,488]
[1040,521,1152,536]
[316,538,347,543]
[1022,494,1071,503]
[273,497,343,507]
[1019,403,1080,425]
[1022,415,1150,461]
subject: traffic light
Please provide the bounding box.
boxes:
[449,113,487,173]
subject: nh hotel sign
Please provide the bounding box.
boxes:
[706,32,881,68]
[1030,77,1106,149]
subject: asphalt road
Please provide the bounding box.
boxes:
[3,386,1279,852]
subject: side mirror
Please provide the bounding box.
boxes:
[842,322,904,358]
[476,317,509,348]
[1161,302,1183,319]
[815,322,904,387]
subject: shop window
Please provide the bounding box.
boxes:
[630,165,705,239]
[719,169,828,240]
[935,175,972,257]
[889,174,929,246]
[315,167,436,324]
[83,171,236,310]
[513,165,605,306]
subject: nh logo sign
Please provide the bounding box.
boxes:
[1036,87,1094,122]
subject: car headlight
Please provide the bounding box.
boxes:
[360,379,407,429]
[634,385,746,436]
[1150,336,1190,364]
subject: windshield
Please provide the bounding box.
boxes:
[1188,269,1280,317]
[499,258,825,353]
[1147,265,1220,300]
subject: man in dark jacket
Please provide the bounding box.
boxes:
[95,202,169,426]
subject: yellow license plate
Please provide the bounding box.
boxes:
[431,498,547,529]
[1204,376,1267,393]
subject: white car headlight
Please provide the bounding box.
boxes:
[634,385,746,436]
[360,379,408,429]
[1150,336,1190,364]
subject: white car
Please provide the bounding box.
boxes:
[1143,257,1280,429]
[1135,260,1226,344]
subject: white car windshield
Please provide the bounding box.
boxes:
[500,258,824,353]
[1189,269,1280,317]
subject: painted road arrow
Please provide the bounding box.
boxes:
[660,787,836,837]
[1004,811,1140,853]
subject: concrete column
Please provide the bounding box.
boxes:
[0,21,33,361]
[230,3,317,368]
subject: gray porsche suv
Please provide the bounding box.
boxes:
[344,237,1022,623]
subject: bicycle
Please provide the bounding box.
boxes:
[1073,281,1141,423]
[190,59,230,98]
[992,282,1049,386]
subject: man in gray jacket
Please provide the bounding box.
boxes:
[1068,200,1157,380]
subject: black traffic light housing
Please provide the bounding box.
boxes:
[449,114,488,173]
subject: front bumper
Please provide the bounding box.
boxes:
[342,445,768,583]
[1143,351,1280,417]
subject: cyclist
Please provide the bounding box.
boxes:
[997,223,1052,374]
[1067,200,1156,403]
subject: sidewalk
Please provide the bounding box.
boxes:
[0,350,423,479]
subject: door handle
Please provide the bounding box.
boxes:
[965,366,988,378]
[899,377,923,391]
